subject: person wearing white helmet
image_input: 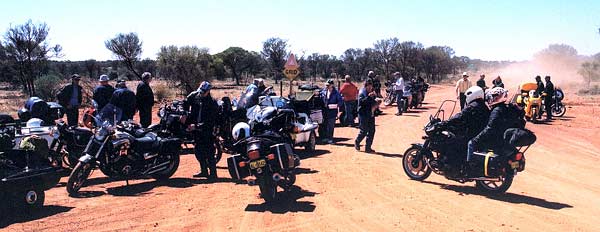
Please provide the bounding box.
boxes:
[455,72,472,110]
[93,74,115,111]
[439,86,490,170]
[185,81,219,179]
[468,87,524,173]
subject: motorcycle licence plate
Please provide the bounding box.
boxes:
[250,159,266,169]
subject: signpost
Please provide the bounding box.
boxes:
[283,53,300,96]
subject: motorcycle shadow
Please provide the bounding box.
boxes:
[295,167,319,175]
[296,149,330,159]
[105,177,240,197]
[244,185,317,214]
[0,205,74,229]
[422,180,573,210]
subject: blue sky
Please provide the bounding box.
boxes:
[1,0,599,61]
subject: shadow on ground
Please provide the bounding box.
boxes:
[244,185,318,214]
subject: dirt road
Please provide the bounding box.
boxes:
[3,85,599,231]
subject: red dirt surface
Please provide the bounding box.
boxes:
[3,85,600,231]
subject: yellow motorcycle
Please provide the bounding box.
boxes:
[515,82,542,123]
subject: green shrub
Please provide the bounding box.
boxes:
[34,75,62,101]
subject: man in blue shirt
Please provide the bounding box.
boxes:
[355,80,379,153]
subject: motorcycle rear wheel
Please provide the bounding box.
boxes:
[150,153,180,180]
[259,177,278,202]
[475,171,514,194]
[402,147,432,181]
[551,103,566,117]
[67,162,93,196]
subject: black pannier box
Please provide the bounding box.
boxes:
[227,154,250,180]
[471,151,503,177]
[270,143,294,170]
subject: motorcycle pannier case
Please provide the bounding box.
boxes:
[159,137,182,154]
[227,154,250,180]
[270,143,294,170]
[471,151,502,177]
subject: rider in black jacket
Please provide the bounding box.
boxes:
[543,76,555,120]
[185,81,218,179]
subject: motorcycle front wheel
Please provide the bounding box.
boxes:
[551,103,566,117]
[402,147,432,181]
[66,162,94,196]
[383,94,394,106]
[475,171,514,194]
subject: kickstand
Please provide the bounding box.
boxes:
[125,179,130,186]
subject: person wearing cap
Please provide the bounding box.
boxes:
[339,75,359,126]
[136,72,155,128]
[476,73,487,90]
[185,81,218,179]
[93,74,115,112]
[110,79,136,122]
[455,72,472,110]
[57,74,83,126]
[392,72,405,116]
[355,79,378,153]
[320,79,343,144]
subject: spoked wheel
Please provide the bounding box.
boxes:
[402,147,432,181]
[259,177,278,202]
[66,162,93,196]
[475,171,514,194]
[551,103,566,117]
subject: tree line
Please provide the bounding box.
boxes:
[2,20,599,98]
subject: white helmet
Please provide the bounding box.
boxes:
[486,87,508,106]
[465,86,484,104]
[232,122,250,140]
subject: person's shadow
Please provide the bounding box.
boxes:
[244,185,317,214]
[422,180,573,210]
[0,205,74,228]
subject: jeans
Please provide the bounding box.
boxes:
[355,115,375,149]
[194,138,216,176]
[325,117,336,140]
[65,107,79,126]
[459,93,466,110]
[344,101,356,125]
[138,106,152,128]
[395,90,404,114]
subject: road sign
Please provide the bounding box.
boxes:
[284,53,300,80]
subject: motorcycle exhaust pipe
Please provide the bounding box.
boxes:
[144,161,171,175]
[272,173,283,182]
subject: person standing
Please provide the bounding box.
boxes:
[535,75,544,95]
[110,79,136,122]
[185,81,218,179]
[57,74,83,126]
[392,72,405,116]
[476,73,487,90]
[136,72,155,128]
[455,72,472,110]
[492,75,504,88]
[320,79,343,144]
[354,80,378,153]
[92,74,115,111]
[339,75,359,126]
[544,75,555,121]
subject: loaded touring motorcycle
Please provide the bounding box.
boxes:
[66,120,181,196]
[402,100,536,193]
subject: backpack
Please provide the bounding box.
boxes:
[504,128,536,147]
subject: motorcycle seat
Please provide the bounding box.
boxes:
[132,132,160,152]
[133,128,151,138]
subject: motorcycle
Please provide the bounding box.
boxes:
[227,108,301,202]
[515,82,542,123]
[401,100,535,193]
[383,81,397,106]
[151,99,226,163]
[66,120,182,196]
[541,87,566,118]
[47,120,94,169]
